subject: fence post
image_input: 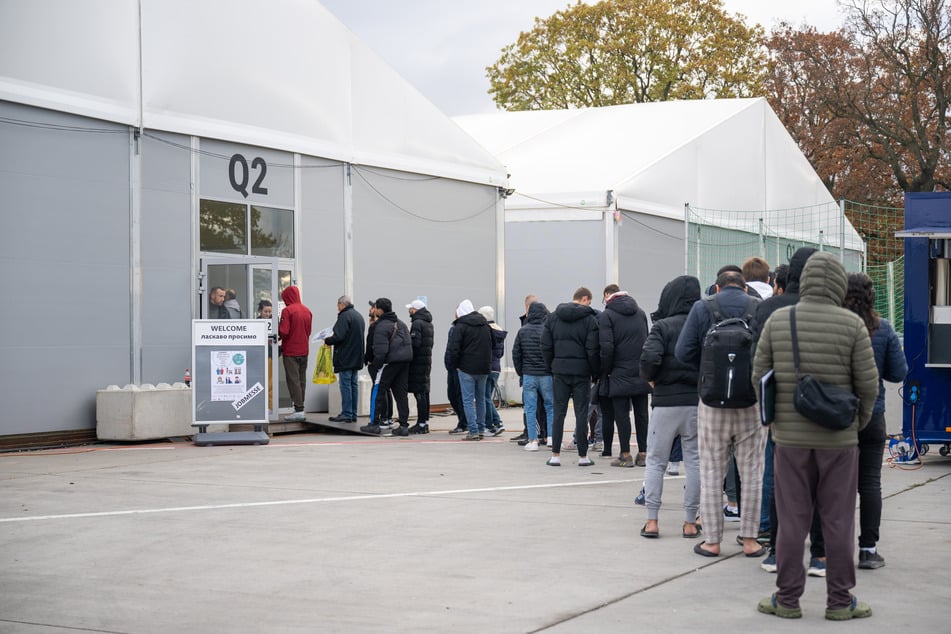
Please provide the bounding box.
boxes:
[887,260,896,325]
[684,203,690,276]
[759,217,765,258]
[839,199,846,263]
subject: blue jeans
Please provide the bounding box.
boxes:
[457,370,488,434]
[522,374,554,441]
[484,371,502,427]
[338,369,359,419]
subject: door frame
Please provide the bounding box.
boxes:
[200,255,293,420]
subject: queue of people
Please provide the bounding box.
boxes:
[223,248,901,622]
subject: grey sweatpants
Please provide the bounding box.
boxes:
[644,405,700,523]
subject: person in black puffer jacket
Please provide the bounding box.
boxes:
[541,287,600,465]
[639,275,702,538]
[447,300,493,439]
[512,301,552,450]
[598,284,652,466]
[406,299,434,434]
[363,298,413,436]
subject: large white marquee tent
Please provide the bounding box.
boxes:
[0,0,507,439]
[455,98,863,339]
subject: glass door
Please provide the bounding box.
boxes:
[202,257,293,420]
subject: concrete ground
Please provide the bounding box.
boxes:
[1,404,949,633]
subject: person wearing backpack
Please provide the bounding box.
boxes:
[364,298,413,436]
[675,269,767,558]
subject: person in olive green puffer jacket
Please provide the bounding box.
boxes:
[752,251,879,621]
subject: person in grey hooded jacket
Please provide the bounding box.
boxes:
[639,275,702,538]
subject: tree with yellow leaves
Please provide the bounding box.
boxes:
[486,0,766,110]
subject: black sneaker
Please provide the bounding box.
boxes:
[360,424,382,435]
[486,426,504,437]
[858,550,885,569]
[408,423,429,435]
[449,425,467,434]
[539,437,548,446]
[389,425,409,437]
[511,432,527,442]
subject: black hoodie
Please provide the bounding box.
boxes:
[408,307,434,392]
[752,247,818,342]
[599,293,651,397]
[640,275,702,407]
[447,311,493,375]
[541,301,600,377]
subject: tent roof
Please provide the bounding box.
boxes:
[0,0,506,186]
[454,98,835,215]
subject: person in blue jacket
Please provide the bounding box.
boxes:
[843,272,907,570]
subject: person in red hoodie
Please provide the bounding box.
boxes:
[279,285,312,422]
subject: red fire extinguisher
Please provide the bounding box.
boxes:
[184,368,191,387]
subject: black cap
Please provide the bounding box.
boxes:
[374,297,392,313]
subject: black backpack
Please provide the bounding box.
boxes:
[698,296,757,408]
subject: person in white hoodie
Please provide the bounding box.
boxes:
[743,257,774,300]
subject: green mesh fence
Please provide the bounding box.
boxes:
[686,201,904,333]
[843,200,905,333]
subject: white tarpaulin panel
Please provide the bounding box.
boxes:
[455,98,838,218]
[0,0,506,185]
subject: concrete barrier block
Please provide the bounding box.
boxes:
[501,367,522,405]
[97,383,203,440]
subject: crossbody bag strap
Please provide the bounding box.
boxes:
[790,306,801,377]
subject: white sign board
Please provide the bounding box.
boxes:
[192,320,268,425]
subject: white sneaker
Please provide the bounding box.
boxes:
[578,456,594,467]
[285,411,306,422]
[562,440,577,452]
[667,462,680,476]
[524,440,539,452]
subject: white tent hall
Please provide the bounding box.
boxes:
[455,98,862,342]
[0,0,507,438]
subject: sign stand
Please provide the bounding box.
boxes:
[191,320,270,446]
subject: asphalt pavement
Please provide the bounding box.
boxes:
[1,404,949,633]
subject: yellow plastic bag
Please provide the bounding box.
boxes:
[313,345,337,384]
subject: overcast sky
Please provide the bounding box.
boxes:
[320,0,848,116]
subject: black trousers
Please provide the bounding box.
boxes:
[603,394,649,454]
[552,374,591,456]
[857,411,887,547]
[412,390,431,424]
[375,363,409,426]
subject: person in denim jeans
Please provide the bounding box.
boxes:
[324,295,365,423]
[512,301,553,451]
[447,300,493,440]
[479,306,508,436]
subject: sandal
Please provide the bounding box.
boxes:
[640,522,659,538]
[682,522,701,539]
